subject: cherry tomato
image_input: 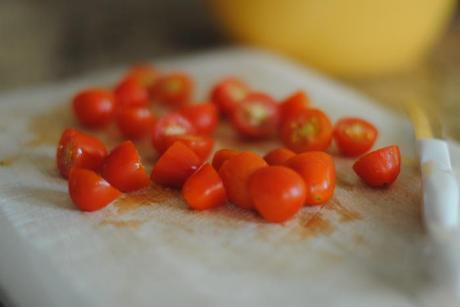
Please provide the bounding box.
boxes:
[151,141,201,188]
[212,149,239,171]
[210,78,249,116]
[123,64,157,88]
[249,166,306,223]
[56,128,107,178]
[163,134,214,161]
[116,106,156,140]
[152,113,196,154]
[279,90,310,123]
[263,147,296,166]
[149,73,192,108]
[230,92,279,139]
[286,151,335,205]
[280,108,333,152]
[219,151,267,209]
[178,103,218,135]
[334,117,378,157]
[101,141,150,193]
[353,145,401,188]
[182,163,226,210]
[72,88,115,128]
[114,78,150,109]
[68,168,121,212]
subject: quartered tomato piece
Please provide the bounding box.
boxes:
[163,134,214,161]
[212,149,239,171]
[280,108,333,152]
[263,147,296,166]
[210,78,249,116]
[286,151,336,205]
[152,113,196,154]
[230,92,279,139]
[178,103,218,135]
[182,163,226,210]
[116,106,156,139]
[123,64,157,88]
[279,90,310,123]
[353,145,401,188]
[114,78,150,109]
[68,168,121,212]
[151,141,202,188]
[149,73,192,108]
[219,151,267,209]
[249,166,306,223]
[72,88,115,128]
[334,117,378,157]
[101,141,150,193]
[56,128,107,178]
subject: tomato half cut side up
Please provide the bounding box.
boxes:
[212,149,239,171]
[72,88,115,128]
[279,90,310,124]
[117,106,156,140]
[149,73,192,108]
[114,78,150,109]
[163,134,214,161]
[263,147,296,166]
[210,78,249,116]
[280,108,333,153]
[68,168,121,212]
[353,145,401,188]
[152,113,196,154]
[178,102,219,135]
[182,163,227,210]
[56,128,108,178]
[334,117,378,157]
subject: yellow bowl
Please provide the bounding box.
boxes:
[209,0,456,77]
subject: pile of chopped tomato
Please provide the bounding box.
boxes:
[57,64,401,222]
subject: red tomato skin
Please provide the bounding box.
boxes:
[230,92,279,139]
[263,148,296,166]
[151,141,202,188]
[178,103,219,135]
[212,149,239,171]
[68,168,121,212]
[279,91,310,123]
[114,78,150,109]
[334,117,378,157]
[116,107,156,140]
[72,88,115,128]
[353,145,401,188]
[152,113,196,154]
[218,151,267,209]
[182,163,227,210]
[149,73,192,108]
[286,151,336,205]
[101,141,150,193]
[163,134,214,161]
[123,65,157,88]
[210,78,249,116]
[249,166,306,223]
[56,128,108,178]
[280,108,333,153]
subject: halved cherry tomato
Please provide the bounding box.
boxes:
[151,141,201,188]
[218,151,267,209]
[286,151,335,205]
[149,73,192,108]
[334,117,378,157]
[230,92,279,139]
[123,64,157,88]
[182,163,226,210]
[152,113,196,153]
[178,103,218,135]
[210,78,249,116]
[101,141,150,193]
[163,134,214,161]
[353,145,401,188]
[56,128,107,178]
[68,168,121,212]
[116,106,156,139]
[263,147,296,166]
[279,90,310,123]
[114,78,150,109]
[72,88,115,128]
[212,149,239,171]
[249,166,306,223]
[280,108,333,152]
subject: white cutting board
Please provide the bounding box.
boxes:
[0,48,458,307]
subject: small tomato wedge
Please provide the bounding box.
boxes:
[68,168,121,212]
[178,102,218,135]
[230,92,279,139]
[353,145,401,188]
[210,77,249,116]
[123,64,157,88]
[149,73,192,108]
[101,141,150,192]
[219,151,267,209]
[334,117,378,157]
[151,141,201,188]
[116,106,156,139]
[72,88,115,128]
[286,151,336,205]
[182,163,226,210]
[56,128,107,178]
[263,147,296,166]
[279,91,310,123]
[212,149,239,171]
[163,134,214,161]
[114,78,150,109]
[249,166,306,223]
[280,108,333,152]
[152,113,196,154]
